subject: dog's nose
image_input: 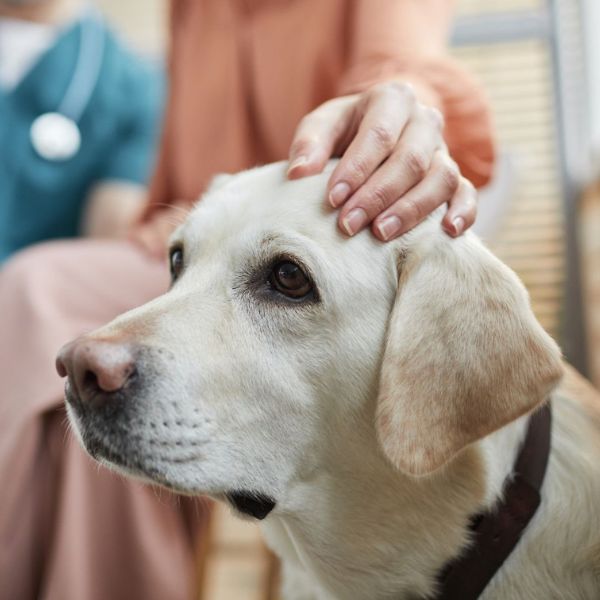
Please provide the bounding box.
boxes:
[56,338,137,404]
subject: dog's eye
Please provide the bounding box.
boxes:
[169,247,184,282]
[269,261,312,299]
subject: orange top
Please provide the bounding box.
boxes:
[145,0,495,218]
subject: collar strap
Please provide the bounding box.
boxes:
[435,402,552,600]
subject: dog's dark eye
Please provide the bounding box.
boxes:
[169,247,184,282]
[269,261,312,299]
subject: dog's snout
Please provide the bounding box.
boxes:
[56,338,137,405]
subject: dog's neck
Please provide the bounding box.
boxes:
[261,413,529,600]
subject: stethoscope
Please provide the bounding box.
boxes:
[29,8,105,162]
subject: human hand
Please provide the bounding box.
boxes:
[128,202,189,260]
[81,182,146,240]
[287,82,477,241]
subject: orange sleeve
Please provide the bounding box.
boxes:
[339,0,496,188]
[140,0,181,223]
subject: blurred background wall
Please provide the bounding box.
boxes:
[96,0,166,55]
[584,0,600,174]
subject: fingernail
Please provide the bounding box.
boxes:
[342,208,367,236]
[450,216,465,236]
[287,156,308,175]
[376,215,402,241]
[329,182,351,207]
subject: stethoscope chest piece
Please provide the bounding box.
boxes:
[30,112,81,161]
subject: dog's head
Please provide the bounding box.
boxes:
[57,161,562,519]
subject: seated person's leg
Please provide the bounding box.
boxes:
[0,239,209,600]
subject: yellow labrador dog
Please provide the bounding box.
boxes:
[57,162,600,599]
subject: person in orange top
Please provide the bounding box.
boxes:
[0,1,495,598]
[136,0,493,256]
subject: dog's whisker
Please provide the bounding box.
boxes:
[161,217,186,228]
[151,202,192,217]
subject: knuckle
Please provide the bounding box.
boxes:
[438,162,460,192]
[368,185,392,214]
[369,123,396,151]
[402,148,430,178]
[370,82,390,99]
[289,138,310,157]
[373,81,416,105]
[398,196,423,225]
[297,110,327,135]
[393,81,416,101]
[424,106,445,130]
[344,158,371,184]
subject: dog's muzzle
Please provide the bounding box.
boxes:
[56,337,278,519]
[56,337,162,476]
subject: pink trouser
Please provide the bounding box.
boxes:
[0,240,209,600]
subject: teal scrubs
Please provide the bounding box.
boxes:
[0,14,163,262]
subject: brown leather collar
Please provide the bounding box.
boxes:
[435,402,552,599]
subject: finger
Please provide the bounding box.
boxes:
[327,82,417,208]
[129,226,154,255]
[335,107,444,235]
[442,178,478,237]
[370,151,461,241]
[153,220,175,259]
[143,230,163,260]
[287,96,356,179]
[131,223,167,260]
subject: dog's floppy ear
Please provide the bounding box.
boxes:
[376,232,563,476]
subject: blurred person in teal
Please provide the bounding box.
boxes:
[0,0,163,262]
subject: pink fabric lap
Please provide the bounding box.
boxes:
[0,239,169,426]
[0,240,205,600]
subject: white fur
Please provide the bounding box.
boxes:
[67,161,600,599]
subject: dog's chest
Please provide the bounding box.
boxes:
[261,519,345,599]
[260,518,423,600]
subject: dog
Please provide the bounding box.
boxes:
[57,161,600,599]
